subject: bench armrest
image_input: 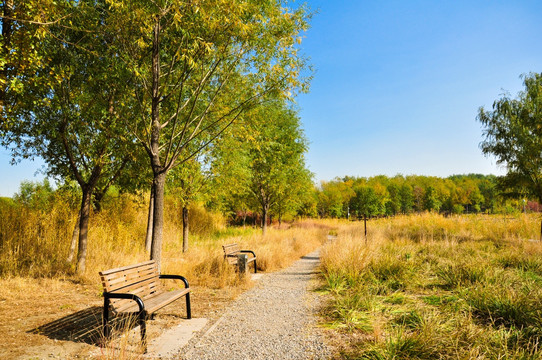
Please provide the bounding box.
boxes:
[104,292,145,312]
[240,250,256,258]
[159,274,190,289]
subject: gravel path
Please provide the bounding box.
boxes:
[180,249,331,360]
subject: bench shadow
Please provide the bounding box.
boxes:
[28,306,139,346]
[301,255,320,261]
[28,306,103,345]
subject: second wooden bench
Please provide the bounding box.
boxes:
[222,243,257,273]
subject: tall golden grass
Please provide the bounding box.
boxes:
[1,193,330,358]
[0,193,329,286]
[320,213,542,359]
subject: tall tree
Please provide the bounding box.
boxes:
[399,183,414,214]
[244,100,310,235]
[107,0,310,267]
[478,73,542,239]
[167,156,208,253]
[205,129,252,224]
[2,1,138,274]
[272,160,313,226]
[350,185,381,218]
[385,183,401,216]
[317,179,355,218]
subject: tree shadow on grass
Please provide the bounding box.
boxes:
[28,306,139,346]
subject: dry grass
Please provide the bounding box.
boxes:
[319,213,542,359]
[0,194,330,359]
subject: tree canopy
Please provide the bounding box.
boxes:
[478,72,542,239]
[1,0,312,271]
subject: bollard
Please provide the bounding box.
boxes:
[237,253,248,274]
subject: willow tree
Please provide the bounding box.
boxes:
[478,73,542,240]
[107,0,310,268]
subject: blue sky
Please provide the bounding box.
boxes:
[1,0,542,196]
[298,0,542,182]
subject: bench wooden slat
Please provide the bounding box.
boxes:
[100,260,156,276]
[107,276,163,313]
[101,265,157,283]
[100,263,158,292]
[102,271,159,293]
[115,288,191,314]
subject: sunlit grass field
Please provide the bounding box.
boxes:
[0,196,329,358]
[0,195,327,284]
[320,213,542,359]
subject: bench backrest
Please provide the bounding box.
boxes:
[99,260,161,312]
[222,243,241,265]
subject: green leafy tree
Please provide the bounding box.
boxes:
[317,179,354,218]
[478,73,542,238]
[1,0,63,117]
[478,176,497,213]
[385,183,401,216]
[106,0,310,266]
[205,127,252,224]
[2,2,139,274]
[424,186,442,212]
[167,157,208,253]
[14,179,55,211]
[272,162,313,226]
[244,100,310,235]
[399,183,414,214]
[350,185,381,218]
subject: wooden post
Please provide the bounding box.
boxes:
[364,214,367,244]
[237,254,248,274]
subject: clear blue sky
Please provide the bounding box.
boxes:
[1,0,542,196]
[298,0,542,183]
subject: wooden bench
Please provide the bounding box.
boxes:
[222,243,257,273]
[99,260,191,348]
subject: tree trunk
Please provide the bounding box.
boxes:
[150,171,166,271]
[540,217,542,242]
[145,186,154,252]
[76,187,92,275]
[262,203,269,236]
[149,17,166,271]
[364,214,368,244]
[67,209,81,263]
[182,205,189,253]
[149,18,165,271]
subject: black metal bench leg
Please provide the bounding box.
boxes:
[102,298,110,346]
[254,259,257,273]
[186,293,192,319]
[139,311,147,353]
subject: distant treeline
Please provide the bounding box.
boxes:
[2,173,538,228]
[313,174,540,219]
